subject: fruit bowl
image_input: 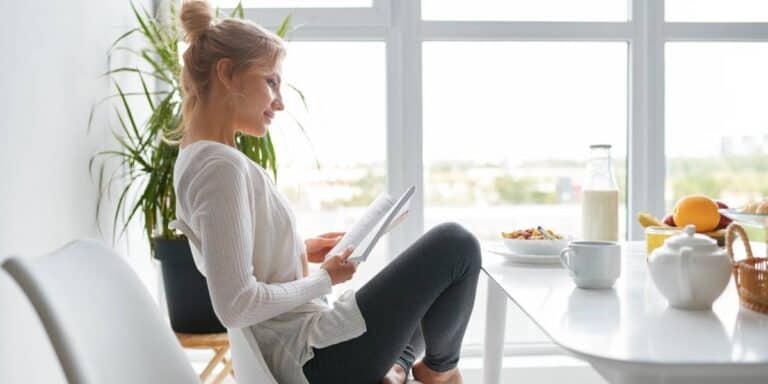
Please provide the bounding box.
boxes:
[719,209,768,228]
[638,211,727,246]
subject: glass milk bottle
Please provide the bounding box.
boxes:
[581,144,619,241]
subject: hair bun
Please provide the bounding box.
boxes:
[180,1,213,42]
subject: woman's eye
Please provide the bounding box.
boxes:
[267,78,277,87]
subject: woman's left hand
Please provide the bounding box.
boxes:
[305,232,345,263]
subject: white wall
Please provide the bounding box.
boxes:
[0,1,156,256]
[0,0,156,382]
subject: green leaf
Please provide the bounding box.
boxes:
[130,2,158,48]
[111,46,143,56]
[137,72,155,110]
[109,28,139,52]
[87,104,97,135]
[276,14,293,38]
[286,111,320,170]
[105,67,173,85]
[110,125,151,170]
[230,1,245,18]
[112,179,136,242]
[113,106,137,147]
[93,90,170,107]
[122,178,153,239]
[265,133,278,180]
[286,83,308,111]
[141,6,164,44]
[94,162,106,239]
[140,50,173,85]
[114,81,143,145]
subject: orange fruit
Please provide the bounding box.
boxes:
[673,195,720,233]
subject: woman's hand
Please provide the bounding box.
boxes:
[321,247,358,285]
[305,232,345,263]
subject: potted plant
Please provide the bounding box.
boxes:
[89,2,302,333]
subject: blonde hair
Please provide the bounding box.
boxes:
[164,0,286,144]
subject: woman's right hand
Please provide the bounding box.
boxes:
[320,247,358,285]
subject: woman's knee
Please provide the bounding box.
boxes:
[430,222,482,271]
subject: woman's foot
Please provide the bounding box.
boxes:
[380,363,408,384]
[412,360,463,384]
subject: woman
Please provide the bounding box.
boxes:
[170,2,481,383]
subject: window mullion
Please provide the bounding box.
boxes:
[628,0,666,240]
[386,0,424,258]
[236,6,388,29]
[423,21,633,41]
[666,22,768,41]
[267,26,387,41]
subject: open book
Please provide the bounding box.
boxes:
[325,185,416,263]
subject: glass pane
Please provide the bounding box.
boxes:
[269,42,386,296]
[215,0,372,8]
[666,0,768,22]
[424,42,628,344]
[422,0,628,21]
[666,43,768,213]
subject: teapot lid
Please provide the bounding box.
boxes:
[665,224,716,248]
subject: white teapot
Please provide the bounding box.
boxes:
[648,224,731,310]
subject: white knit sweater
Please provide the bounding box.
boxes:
[170,140,367,383]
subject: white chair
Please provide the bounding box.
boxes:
[2,238,200,384]
[0,268,67,383]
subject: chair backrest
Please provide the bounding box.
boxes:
[0,268,67,383]
[2,238,199,384]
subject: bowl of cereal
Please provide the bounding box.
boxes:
[500,227,571,255]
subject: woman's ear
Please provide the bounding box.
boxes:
[215,58,236,91]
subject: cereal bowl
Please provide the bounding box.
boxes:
[502,237,571,255]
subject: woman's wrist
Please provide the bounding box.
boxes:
[314,267,333,292]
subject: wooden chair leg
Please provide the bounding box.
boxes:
[200,346,229,382]
[212,355,234,384]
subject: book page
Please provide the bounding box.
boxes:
[347,190,413,262]
[325,193,395,259]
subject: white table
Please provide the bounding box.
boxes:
[481,242,768,384]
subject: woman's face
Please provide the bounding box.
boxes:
[232,62,284,137]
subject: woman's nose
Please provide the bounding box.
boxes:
[272,96,284,111]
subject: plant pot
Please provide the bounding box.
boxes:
[153,237,225,333]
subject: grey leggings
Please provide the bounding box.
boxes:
[302,222,482,383]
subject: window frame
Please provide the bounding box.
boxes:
[221,0,768,355]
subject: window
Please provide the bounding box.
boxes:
[423,42,628,242]
[665,43,768,211]
[220,0,768,365]
[268,42,387,295]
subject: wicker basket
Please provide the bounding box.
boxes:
[725,223,768,315]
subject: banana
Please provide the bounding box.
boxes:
[705,228,726,238]
[637,212,665,228]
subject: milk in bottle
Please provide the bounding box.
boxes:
[582,144,619,241]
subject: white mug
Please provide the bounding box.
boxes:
[560,241,621,289]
